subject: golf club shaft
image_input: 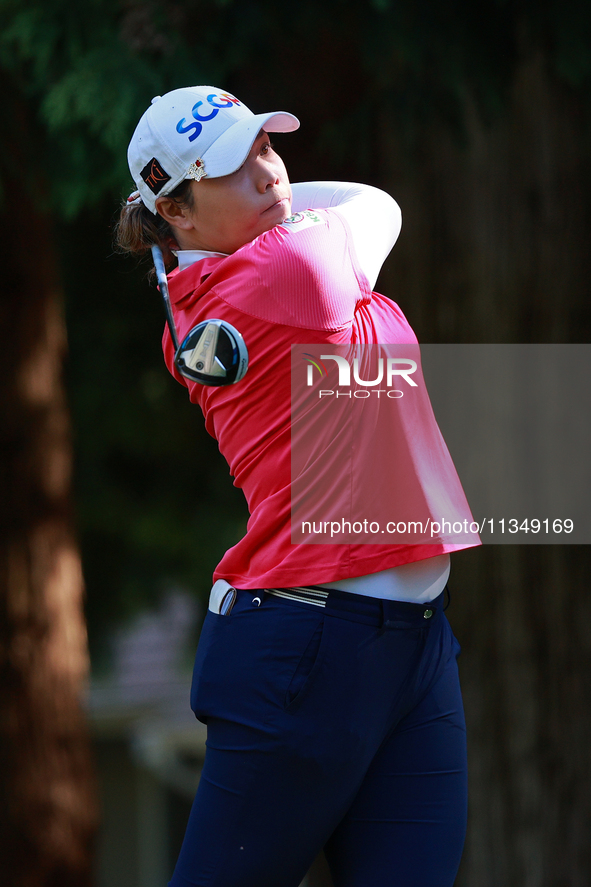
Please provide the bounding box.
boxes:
[151,244,180,353]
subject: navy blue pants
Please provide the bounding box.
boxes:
[169,587,467,887]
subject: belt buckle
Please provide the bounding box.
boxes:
[209,579,237,615]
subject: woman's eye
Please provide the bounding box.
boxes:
[261,141,274,155]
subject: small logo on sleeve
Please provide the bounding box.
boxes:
[140,157,171,194]
[283,210,322,225]
[280,209,324,234]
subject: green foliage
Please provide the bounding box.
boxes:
[0,0,199,215]
[551,2,591,87]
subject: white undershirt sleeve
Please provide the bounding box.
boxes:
[290,182,402,290]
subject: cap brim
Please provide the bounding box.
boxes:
[201,111,300,178]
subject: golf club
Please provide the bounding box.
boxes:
[151,244,248,386]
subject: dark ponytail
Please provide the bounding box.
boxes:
[113,179,195,270]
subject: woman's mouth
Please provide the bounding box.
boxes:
[262,197,290,214]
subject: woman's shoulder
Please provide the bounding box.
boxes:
[169,209,362,332]
[237,207,352,281]
[215,210,362,330]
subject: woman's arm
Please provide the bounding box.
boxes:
[290,182,402,289]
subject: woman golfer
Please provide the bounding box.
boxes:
[118,86,480,887]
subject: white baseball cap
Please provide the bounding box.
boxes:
[127,86,300,213]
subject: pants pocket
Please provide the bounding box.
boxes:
[190,610,224,722]
[284,614,327,712]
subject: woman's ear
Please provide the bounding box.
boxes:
[155,195,195,230]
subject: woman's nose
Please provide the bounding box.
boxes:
[257,162,280,192]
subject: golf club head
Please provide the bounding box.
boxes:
[175,319,248,386]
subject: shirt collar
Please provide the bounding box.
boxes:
[176,248,229,272]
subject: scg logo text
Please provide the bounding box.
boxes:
[176,93,241,142]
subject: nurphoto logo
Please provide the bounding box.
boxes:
[303,353,418,398]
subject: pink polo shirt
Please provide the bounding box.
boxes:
[163,207,479,588]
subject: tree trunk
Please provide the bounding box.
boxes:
[0,137,98,885]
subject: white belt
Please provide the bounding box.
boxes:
[209,554,450,615]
